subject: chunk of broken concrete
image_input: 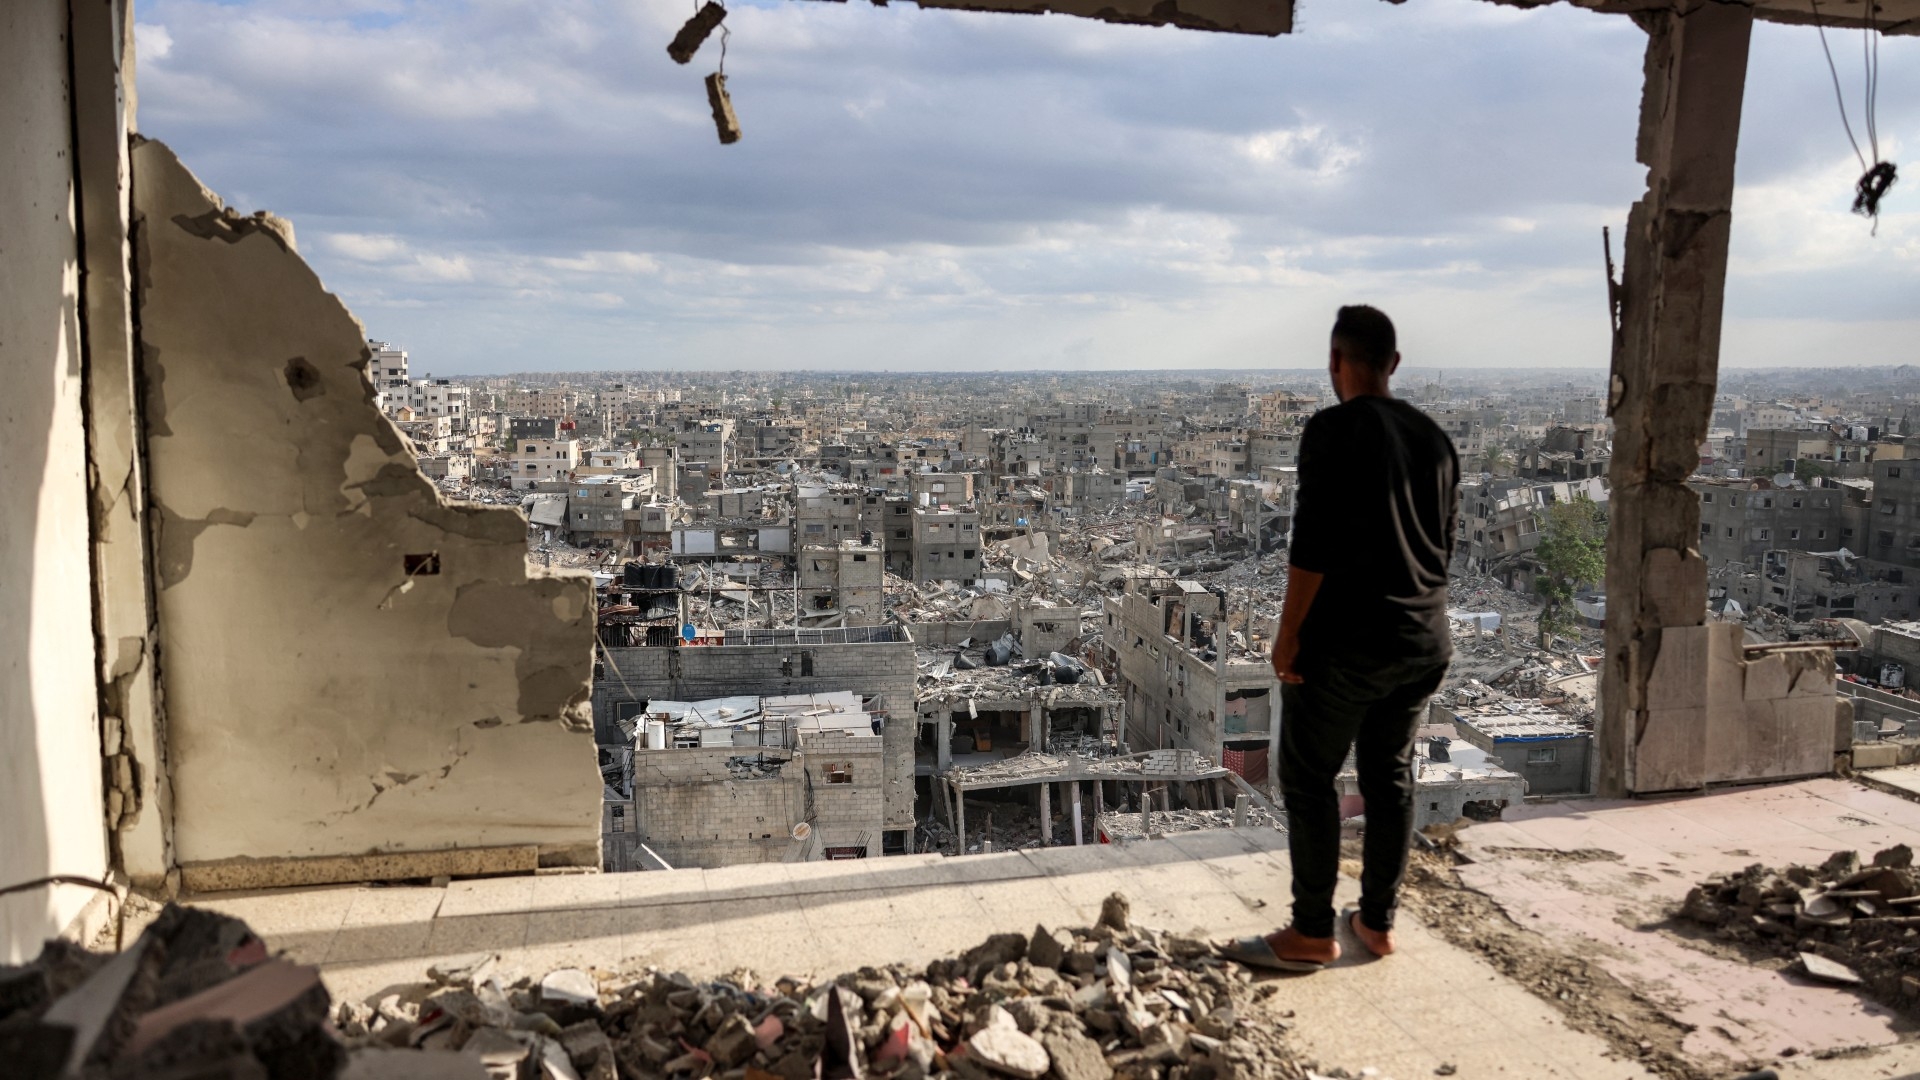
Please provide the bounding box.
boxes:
[967,1023,1051,1078]
[538,969,597,1009]
[1027,925,1066,971]
[1106,947,1133,993]
[1798,953,1863,985]
[666,1,726,65]
[1037,1029,1105,1080]
[464,1026,537,1078]
[557,1021,616,1080]
[431,955,499,988]
[1099,893,1132,932]
[706,73,741,146]
[705,1013,759,1068]
[1873,843,1914,870]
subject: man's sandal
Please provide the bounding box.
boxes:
[1218,928,1340,973]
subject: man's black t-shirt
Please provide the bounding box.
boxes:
[1288,395,1460,669]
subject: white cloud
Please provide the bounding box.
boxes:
[134,22,173,60]
[130,0,1920,372]
[322,232,408,262]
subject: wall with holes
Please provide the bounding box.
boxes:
[133,139,601,874]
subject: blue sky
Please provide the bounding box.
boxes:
[133,0,1916,374]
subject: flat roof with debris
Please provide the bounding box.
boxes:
[1447,708,1589,742]
[946,748,1229,790]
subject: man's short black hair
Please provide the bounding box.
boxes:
[1331,305,1397,374]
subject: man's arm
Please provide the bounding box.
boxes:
[1271,564,1323,684]
[1275,412,1341,684]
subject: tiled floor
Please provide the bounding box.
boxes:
[1457,778,1920,1070]
[182,829,1655,1079]
[1861,762,1920,802]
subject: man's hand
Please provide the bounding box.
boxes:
[1271,632,1304,685]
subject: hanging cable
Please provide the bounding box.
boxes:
[1810,0,1866,172]
[1811,0,1898,230]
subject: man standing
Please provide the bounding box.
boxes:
[1225,305,1459,971]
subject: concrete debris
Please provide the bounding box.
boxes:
[666,2,727,65]
[1097,804,1285,840]
[316,894,1375,1080]
[0,904,341,1080]
[1797,952,1863,985]
[0,896,1391,1080]
[706,73,742,145]
[1679,850,1920,1017]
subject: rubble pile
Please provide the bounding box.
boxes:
[916,799,1055,853]
[1678,845,1920,1015]
[0,905,342,1080]
[3,894,1390,1080]
[1097,806,1284,841]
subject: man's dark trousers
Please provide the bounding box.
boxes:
[1279,655,1449,938]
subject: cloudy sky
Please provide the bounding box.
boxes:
[133,0,1914,375]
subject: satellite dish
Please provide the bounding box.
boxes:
[791,822,813,841]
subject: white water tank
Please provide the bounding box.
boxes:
[647,719,669,749]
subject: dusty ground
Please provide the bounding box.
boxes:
[1388,841,1723,1080]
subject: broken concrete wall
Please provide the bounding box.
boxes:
[131,139,601,879]
[908,621,1015,647]
[72,0,174,888]
[630,749,802,868]
[0,0,114,961]
[1634,623,1838,792]
[1598,1,1752,796]
[626,737,885,867]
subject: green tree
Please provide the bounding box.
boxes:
[1483,444,1509,476]
[1533,494,1606,649]
[1792,458,1828,482]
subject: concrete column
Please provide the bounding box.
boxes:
[73,0,172,887]
[953,782,965,856]
[1071,781,1084,846]
[1039,781,1052,846]
[1268,677,1283,797]
[935,713,952,773]
[1599,0,1753,797]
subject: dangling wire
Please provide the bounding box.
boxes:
[719,23,730,76]
[1810,0,1897,232]
[1863,0,1876,162]
[1810,0,1866,172]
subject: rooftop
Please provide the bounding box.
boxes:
[157,776,1920,1079]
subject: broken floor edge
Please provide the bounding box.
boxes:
[178,841,600,894]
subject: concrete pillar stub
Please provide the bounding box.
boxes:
[1599,0,1753,797]
[1039,781,1052,846]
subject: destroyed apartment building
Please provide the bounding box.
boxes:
[1103,580,1279,789]
[591,590,918,865]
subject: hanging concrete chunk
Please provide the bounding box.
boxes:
[667,2,727,64]
[706,73,742,145]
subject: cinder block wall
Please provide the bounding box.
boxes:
[628,736,886,867]
[597,641,917,832]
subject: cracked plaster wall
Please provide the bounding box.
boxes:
[1633,623,1839,792]
[71,0,174,889]
[131,139,601,871]
[0,0,113,961]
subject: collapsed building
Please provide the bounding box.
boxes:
[600,690,889,870]
[592,622,919,865]
[1102,580,1279,789]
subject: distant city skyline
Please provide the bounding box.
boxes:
[135,0,1916,374]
